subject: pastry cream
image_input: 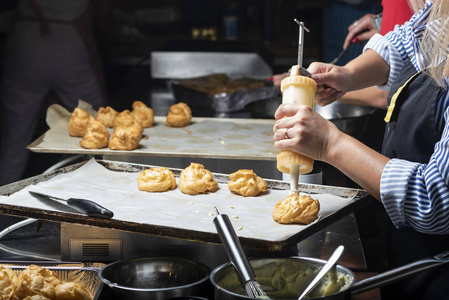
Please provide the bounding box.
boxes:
[277,66,317,194]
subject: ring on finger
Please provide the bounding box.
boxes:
[353,20,359,26]
[284,128,290,139]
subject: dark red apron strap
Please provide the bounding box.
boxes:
[28,0,50,36]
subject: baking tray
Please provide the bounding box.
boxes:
[0,261,104,300]
[0,160,370,252]
[170,79,279,117]
[27,103,277,161]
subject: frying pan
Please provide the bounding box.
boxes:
[210,250,449,300]
[97,257,212,300]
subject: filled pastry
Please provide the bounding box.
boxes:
[0,266,18,300]
[108,125,142,150]
[0,265,93,300]
[131,100,154,128]
[166,102,192,127]
[54,282,92,300]
[96,106,119,128]
[178,162,218,195]
[22,295,51,300]
[80,116,110,149]
[68,107,90,137]
[15,265,61,300]
[113,110,144,133]
[228,169,267,197]
[137,167,176,192]
[272,194,320,225]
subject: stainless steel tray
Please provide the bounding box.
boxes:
[28,106,277,160]
[170,79,279,116]
[0,160,370,252]
[0,261,104,300]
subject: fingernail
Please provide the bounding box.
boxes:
[270,76,274,81]
[352,37,359,44]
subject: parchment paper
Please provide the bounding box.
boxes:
[0,159,356,242]
[28,101,277,160]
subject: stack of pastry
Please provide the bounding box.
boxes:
[0,264,93,300]
[68,107,90,137]
[80,116,110,149]
[68,101,196,150]
[68,101,154,150]
[69,108,110,149]
[109,110,143,151]
[96,106,119,128]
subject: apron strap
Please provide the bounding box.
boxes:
[384,70,423,122]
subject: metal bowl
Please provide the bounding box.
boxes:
[98,257,212,300]
[314,102,376,139]
[210,257,354,300]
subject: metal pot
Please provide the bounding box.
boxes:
[98,257,212,300]
[210,251,449,300]
[245,97,375,139]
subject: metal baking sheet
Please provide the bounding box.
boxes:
[170,80,279,116]
[27,103,277,161]
[0,160,370,252]
[0,261,104,300]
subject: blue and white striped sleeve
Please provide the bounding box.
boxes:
[363,3,430,90]
[364,34,404,91]
[381,104,449,234]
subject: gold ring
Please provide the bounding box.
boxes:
[284,128,289,139]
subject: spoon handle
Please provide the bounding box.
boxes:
[298,245,345,300]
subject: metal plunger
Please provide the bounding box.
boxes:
[294,19,311,77]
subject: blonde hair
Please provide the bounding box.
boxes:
[410,0,449,86]
[408,0,426,12]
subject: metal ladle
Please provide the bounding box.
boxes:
[297,245,345,300]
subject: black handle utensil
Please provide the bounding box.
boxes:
[29,191,114,219]
[213,207,269,299]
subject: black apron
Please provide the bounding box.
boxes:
[381,59,449,299]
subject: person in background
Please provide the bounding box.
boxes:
[273,1,449,298]
[0,0,111,186]
[339,0,414,109]
[322,0,382,65]
[271,0,382,87]
[273,0,414,109]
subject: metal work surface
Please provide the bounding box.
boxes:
[0,160,370,252]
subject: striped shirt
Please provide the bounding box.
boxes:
[365,0,449,234]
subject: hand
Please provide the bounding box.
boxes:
[343,14,379,50]
[273,103,342,162]
[308,62,350,106]
[271,72,289,88]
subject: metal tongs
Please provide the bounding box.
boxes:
[294,19,311,77]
